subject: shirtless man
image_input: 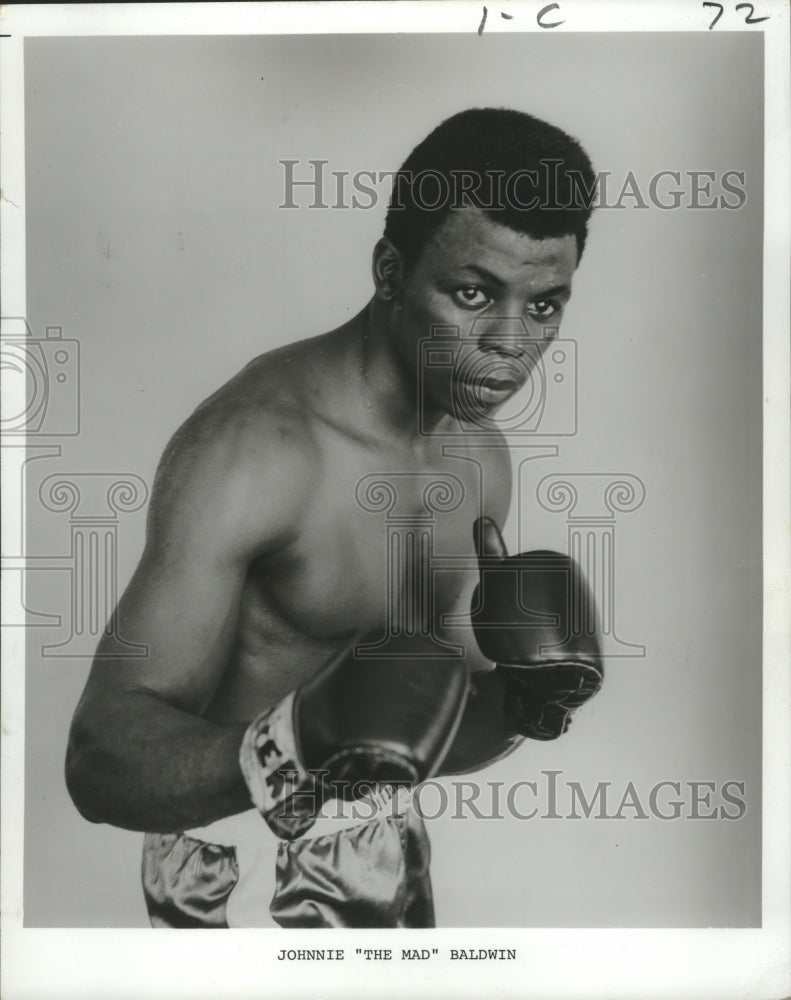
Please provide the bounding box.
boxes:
[65,108,603,928]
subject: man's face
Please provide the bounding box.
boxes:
[389,207,579,423]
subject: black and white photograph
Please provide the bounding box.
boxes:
[1,3,789,998]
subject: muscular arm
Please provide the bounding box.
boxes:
[65,405,314,833]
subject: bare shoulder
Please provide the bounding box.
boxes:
[148,348,320,563]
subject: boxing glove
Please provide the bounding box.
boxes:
[470,516,603,741]
[239,634,469,837]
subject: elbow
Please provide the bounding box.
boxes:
[64,722,107,825]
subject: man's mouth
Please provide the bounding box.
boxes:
[478,374,520,391]
[455,372,523,405]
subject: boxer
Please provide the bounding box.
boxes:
[66,107,603,927]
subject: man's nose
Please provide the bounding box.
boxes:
[471,315,532,357]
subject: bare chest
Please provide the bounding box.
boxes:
[216,438,494,714]
[261,441,483,628]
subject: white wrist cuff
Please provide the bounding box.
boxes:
[239,692,310,819]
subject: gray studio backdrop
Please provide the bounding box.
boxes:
[22,32,762,927]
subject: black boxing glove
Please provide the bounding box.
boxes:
[239,634,469,836]
[470,516,603,741]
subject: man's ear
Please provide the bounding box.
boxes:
[372,238,405,301]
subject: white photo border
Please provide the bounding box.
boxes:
[1,3,789,998]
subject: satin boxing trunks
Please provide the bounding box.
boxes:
[141,785,434,928]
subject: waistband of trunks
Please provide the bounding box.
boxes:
[183,784,414,847]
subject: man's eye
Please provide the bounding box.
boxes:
[526,299,560,318]
[453,287,490,308]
